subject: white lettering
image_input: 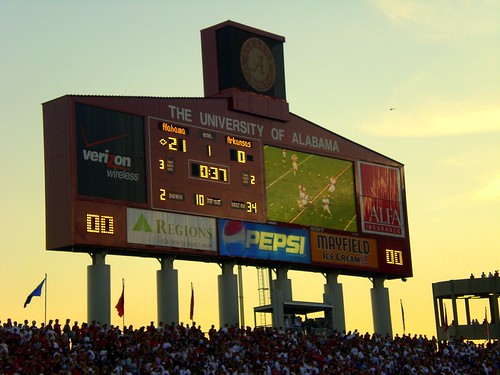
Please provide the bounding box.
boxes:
[368,207,402,226]
[271,127,285,140]
[199,112,264,137]
[292,132,339,152]
[168,105,192,122]
[82,149,132,169]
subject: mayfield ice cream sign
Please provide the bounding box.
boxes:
[310,231,378,270]
[218,219,310,263]
[358,162,405,238]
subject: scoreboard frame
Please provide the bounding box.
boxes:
[43,95,412,279]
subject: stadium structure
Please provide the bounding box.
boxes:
[433,276,499,342]
[43,21,413,336]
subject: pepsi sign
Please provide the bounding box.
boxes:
[218,219,310,263]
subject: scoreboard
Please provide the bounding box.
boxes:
[43,95,413,279]
[148,117,265,222]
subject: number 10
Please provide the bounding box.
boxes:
[195,194,205,206]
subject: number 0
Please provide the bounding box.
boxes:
[237,150,246,163]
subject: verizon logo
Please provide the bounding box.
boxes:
[82,149,131,170]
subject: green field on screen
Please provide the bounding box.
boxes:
[264,145,358,232]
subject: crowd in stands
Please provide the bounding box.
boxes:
[470,271,499,279]
[1,318,498,374]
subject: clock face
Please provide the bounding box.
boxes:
[240,37,276,92]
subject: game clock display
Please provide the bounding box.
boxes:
[149,117,266,222]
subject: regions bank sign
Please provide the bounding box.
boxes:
[127,208,217,252]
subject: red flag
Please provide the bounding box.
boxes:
[189,283,194,321]
[115,282,124,318]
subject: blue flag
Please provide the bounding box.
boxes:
[24,277,46,308]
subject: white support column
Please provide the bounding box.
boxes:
[371,277,392,336]
[218,262,239,328]
[157,257,179,326]
[324,271,346,333]
[87,252,110,326]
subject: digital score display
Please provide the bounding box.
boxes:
[385,249,404,265]
[86,213,114,235]
[149,117,266,222]
[190,161,229,182]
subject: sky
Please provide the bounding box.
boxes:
[1,0,499,339]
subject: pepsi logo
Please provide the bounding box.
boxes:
[222,220,246,244]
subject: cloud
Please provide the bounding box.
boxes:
[438,170,500,209]
[371,0,500,39]
[442,149,500,204]
[371,0,432,23]
[474,172,500,202]
[363,104,500,137]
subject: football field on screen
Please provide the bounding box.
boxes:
[264,145,358,232]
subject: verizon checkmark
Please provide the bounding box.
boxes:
[80,123,129,148]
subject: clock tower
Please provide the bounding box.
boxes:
[201,20,289,121]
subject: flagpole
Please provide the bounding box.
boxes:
[114,278,125,330]
[444,303,449,342]
[485,306,490,342]
[400,299,405,335]
[190,282,194,322]
[44,273,48,326]
[122,278,125,331]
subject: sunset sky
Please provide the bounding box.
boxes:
[1,1,499,338]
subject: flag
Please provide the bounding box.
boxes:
[400,299,405,333]
[24,276,46,308]
[189,282,194,321]
[444,305,449,332]
[115,281,124,317]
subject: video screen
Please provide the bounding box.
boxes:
[264,146,358,232]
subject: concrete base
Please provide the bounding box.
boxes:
[157,257,179,325]
[218,262,239,328]
[87,253,110,326]
[371,277,392,336]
